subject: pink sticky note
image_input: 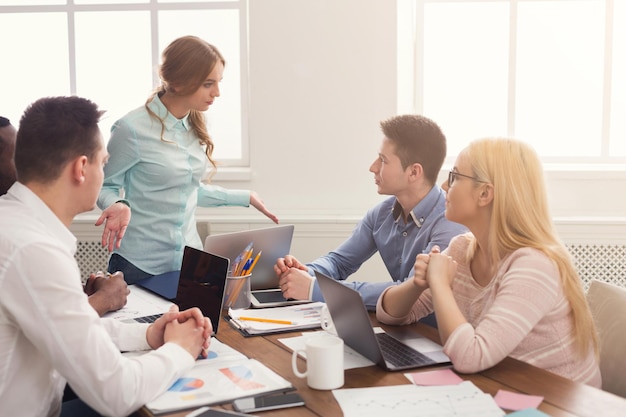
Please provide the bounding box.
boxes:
[410,368,464,386]
[494,389,544,411]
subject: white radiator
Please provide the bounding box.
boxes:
[569,244,626,290]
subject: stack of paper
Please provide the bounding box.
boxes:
[226,302,324,336]
[144,339,293,414]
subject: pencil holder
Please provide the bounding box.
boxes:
[224,273,251,309]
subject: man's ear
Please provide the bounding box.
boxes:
[71,156,88,184]
[477,183,494,207]
[408,162,423,180]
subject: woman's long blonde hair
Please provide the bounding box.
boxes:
[465,138,598,358]
[146,35,225,171]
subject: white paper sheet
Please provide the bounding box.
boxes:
[332,381,505,417]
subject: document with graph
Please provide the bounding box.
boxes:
[332,380,504,417]
[144,338,293,414]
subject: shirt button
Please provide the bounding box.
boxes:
[402,231,408,237]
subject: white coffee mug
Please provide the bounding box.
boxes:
[291,335,344,390]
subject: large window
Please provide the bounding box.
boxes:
[403,0,625,164]
[0,0,247,166]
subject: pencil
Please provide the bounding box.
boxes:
[236,246,254,276]
[238,316,295,325]
[245,250,262,275]
[240,258,253,276]
[233,242,253,276]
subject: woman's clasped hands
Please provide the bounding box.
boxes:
[412,245,457,290]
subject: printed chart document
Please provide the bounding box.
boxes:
[332,381,504,417]
[144,338,293,414]
[225,302,324,336]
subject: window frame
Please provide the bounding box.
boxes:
[400,0,626,168]
[0,0,250,178]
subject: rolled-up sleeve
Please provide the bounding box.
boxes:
[198,183,250,207]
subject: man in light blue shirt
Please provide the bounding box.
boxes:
[275,115,466,312]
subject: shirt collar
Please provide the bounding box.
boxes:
[7,182,77,253]
[391,185,445,227]
[148,94,191,131]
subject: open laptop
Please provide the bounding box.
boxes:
[316,271,451,371]
[123,246,230,335]
[203,225,308,308]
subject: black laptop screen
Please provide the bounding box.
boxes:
[175,246,229,334]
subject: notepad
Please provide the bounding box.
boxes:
[225,302,325,336]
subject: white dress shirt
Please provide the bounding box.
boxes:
[0,183,195,417]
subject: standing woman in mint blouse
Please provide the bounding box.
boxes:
[96,36,278,284]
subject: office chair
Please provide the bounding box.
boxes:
[586,279,626,398]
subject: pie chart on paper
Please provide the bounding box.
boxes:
[168,377,204,392]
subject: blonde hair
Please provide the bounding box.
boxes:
[465,138,598,358]
[146,35,225,171]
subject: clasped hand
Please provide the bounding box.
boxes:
[412,245,457,289]
[147,306,212,359]
[274,255,311,300]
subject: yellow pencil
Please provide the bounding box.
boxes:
[242,250,262,275]
[238,316,294,325]
[236,248,254,276]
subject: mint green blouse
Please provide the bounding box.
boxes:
[97,95,249,274]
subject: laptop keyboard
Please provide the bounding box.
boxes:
[376,332,435,368]
[132,313,163,323]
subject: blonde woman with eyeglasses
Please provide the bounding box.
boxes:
[376,137,601,387]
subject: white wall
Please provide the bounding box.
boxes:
[208,0,396,216]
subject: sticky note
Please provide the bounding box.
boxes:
[494,389,544,411]
[410,368,464,386]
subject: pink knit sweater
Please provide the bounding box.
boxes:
[376,233,601,387]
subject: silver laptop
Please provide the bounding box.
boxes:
[316,271,451,371]
[204,225,308,308]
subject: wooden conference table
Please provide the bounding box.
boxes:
[139,311,626,417]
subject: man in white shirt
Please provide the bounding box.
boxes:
[1,115,128,317]
[0,96,212,417]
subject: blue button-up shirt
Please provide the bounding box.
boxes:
[97,95,249,274]
[308,186,467,310]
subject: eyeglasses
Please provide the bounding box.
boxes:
[447,170,488,188]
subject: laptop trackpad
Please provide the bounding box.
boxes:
[384,328,451,362]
